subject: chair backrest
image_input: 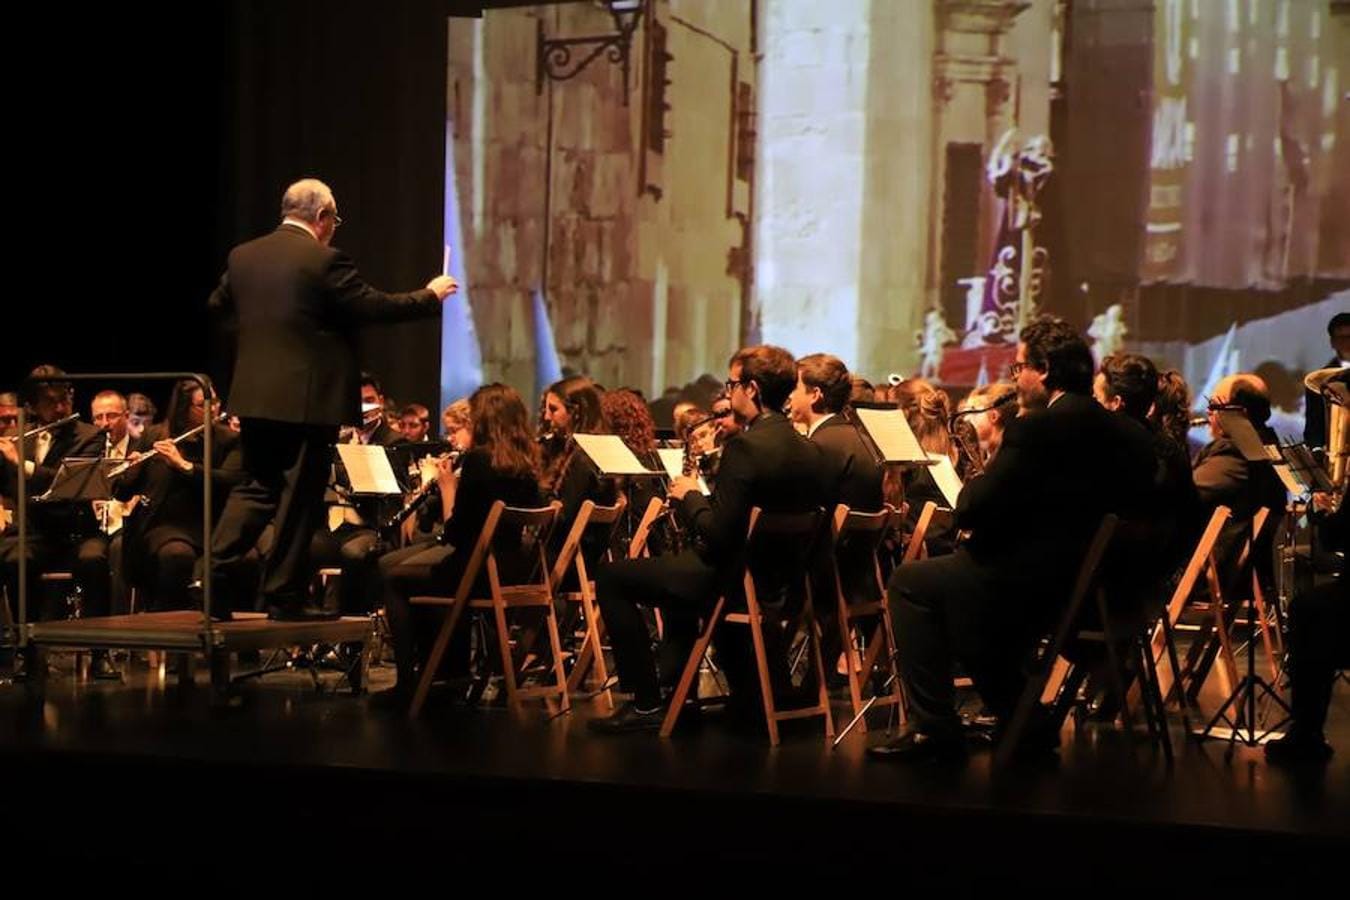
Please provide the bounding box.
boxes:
[1166,505,1231,620]
[548,495,627,590]
[902,501,939,562]
[452,500,562,603]
[831,503,895,604]
[628,496,666,559]
[742,506,826,605]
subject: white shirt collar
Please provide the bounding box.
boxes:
[281,217,319,240]
[806,413,836,438]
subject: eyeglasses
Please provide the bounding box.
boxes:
[712,409,734,419]
[724,379,748,394]
[1008,362,1032,377]
[322,208,343,229]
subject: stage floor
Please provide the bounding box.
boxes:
[1,651,1345,883]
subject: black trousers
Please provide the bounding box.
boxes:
[1286,580,1350,741]
[595,550,792,711]
[210,419,337,610]
[74,534,115,619]
[311,525,383,615]
[376,542,471,688]
[887,547,1050,733]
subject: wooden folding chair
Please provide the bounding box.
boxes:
[903,501,938,563]
[1179,507,1274,703]
[408,501,567,718]
[660,507,835,746]
[994,515,1119,768]
[549,496,627,699]
[1146,505,1230,703]
[829,503,905,734]
[626,496,666,560]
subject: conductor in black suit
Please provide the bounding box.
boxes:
[206,178,456,620]
[872,318,1155,762]
[589,345,825,734]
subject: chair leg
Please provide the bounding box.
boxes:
[878,604,907,727]
[1252,587,1281,683]
[1159,613,1193,736]
[492,602,521,709]
[745,596,781,747]
[1137,634,1174,764]
[838,597,867,735]
[409,600,467,718]
[543,602,571,713]
[660,597,725,738]
[803,594,835,740]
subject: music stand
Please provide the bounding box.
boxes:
[848,404,935,469]
[34,457,117,504]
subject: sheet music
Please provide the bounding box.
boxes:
[1276,443,1335,494]
[926,453,964,508]
[854,407,931,464]
[656,447,709,495]
[336,444,402,495]
[574,433,659,476]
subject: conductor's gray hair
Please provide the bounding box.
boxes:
[280,178,335,223]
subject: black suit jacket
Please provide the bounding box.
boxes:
[0,420,104,542]
[1193,433,1288,592]
[677,411,825,573]
[208,224,441,427]
[809,415,884,513]
[957,393,1156,586]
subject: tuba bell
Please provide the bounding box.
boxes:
[1304,367,1349,491]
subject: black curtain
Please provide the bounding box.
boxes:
[7,1,449,415]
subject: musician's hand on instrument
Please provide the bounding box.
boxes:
[154,440,190,472]
[669,475,700,500]
[426,275,458,300]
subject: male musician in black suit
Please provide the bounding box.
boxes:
[1303,312,1350,449]
[871,318,1155,762]
[589,345,826,734]
[789,353,883,513]
[789,353,884,688]
[205,178,456,621]
[1,367,104,615]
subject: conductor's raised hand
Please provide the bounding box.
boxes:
[426,275,459,300]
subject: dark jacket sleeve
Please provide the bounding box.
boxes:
[955,418,1026,532]
[1193,448,1248,507]
[678,435,754,562]
[325,250,441,325]
[442,450,492,551]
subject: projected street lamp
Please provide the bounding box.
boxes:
[536,0,646,104]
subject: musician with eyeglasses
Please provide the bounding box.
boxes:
[589,345,826,735]
[205,178,456,622]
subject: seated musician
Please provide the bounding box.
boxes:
[0,367,103,624]
[891,378,961,556]
[789,353,884,690]
[1192,374,1288,602]
[1095,353,1202,573]
[118,379,247,614]
[126,393,157,442]
[958,381,1017,461]
[370,384,542,709]
[1151,368,1195,453]
[600,388,662,553]
[310,375,405,615]
[1267,411,1347,766]
[398,404,432,444]
[589,345,825,734]
[539,375,619,555]
[872,318,1155,762]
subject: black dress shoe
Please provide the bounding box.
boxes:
[88,652,121,681]
[587,701,665,735]
[866,728,967,763]
[1264,733,1334,766]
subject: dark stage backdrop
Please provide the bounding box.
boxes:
[7,1,451,417]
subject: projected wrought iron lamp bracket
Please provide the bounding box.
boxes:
[536,2,644,104]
